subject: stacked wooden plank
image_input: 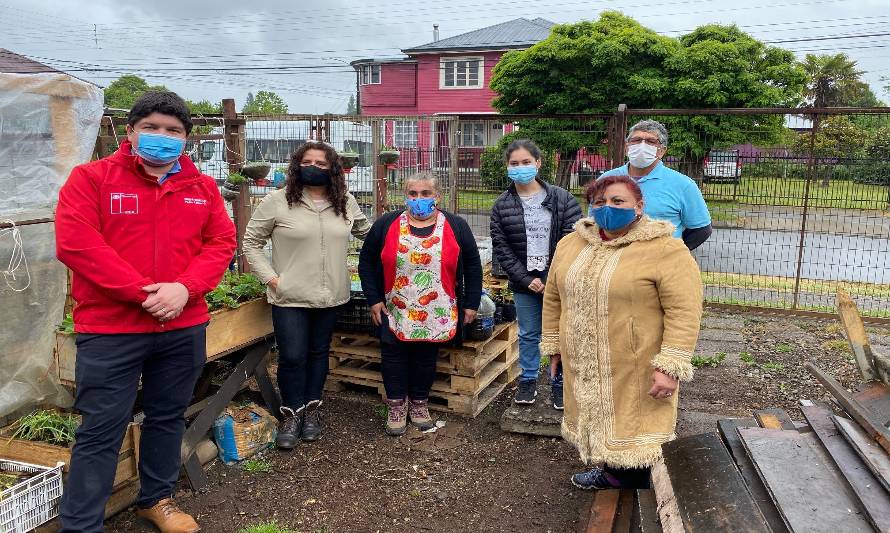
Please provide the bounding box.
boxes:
[325,321,519,417]
[651,377,890,533]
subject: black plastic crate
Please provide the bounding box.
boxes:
[336,292,376,336]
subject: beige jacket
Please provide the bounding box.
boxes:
[243,189,370,308]
[540,217,702,468]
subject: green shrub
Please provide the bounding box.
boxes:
[478,134,556,190]
[205,272,266,311]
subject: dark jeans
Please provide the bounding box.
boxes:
[60,324,206,533]
[272,305,338,410]
[379,319,440,401]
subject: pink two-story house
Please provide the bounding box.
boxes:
[351,18,553,170]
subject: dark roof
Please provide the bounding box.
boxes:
[0,49,62,74]
[402,17,554,54]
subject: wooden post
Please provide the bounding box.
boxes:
[608,104,628,169]
[371,119,387,216]
[448,118,459,213]
[222,99,249,273]
[837,289,877,382]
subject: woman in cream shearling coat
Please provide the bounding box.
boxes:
[541,174,703,490]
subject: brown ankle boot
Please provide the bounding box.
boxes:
[136,498,201,533]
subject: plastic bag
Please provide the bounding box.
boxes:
[212,403,277,464]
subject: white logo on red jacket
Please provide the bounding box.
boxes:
[110,193,138,214]
[184,197,208,206]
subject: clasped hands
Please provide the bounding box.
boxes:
[142,282,189,322]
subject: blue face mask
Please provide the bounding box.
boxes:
[406,197,437,218]
[592,205,639,231]
[507,165,538,184]
[135,132,185,166]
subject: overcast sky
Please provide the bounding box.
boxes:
[2,0,889,113]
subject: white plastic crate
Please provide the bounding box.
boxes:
[0,459,64,533]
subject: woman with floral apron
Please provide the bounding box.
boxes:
[359,171,483,435]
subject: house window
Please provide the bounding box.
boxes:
[459,122,486,147]
[441,57,483,89]
[393,120,418,148]
[359,64,381,85]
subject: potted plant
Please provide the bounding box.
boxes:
[241,161,272,186]
[221,172,246,202]
[272,167,287,188]
[378,146,400,166]
[339,151,360,173]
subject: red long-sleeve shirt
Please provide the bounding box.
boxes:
[55,141,236,333]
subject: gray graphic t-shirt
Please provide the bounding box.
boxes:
[519,189,551,272]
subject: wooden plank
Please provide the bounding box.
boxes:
[585,489,620,533]
[754,408,797,430]
[837,290,877,381]
[806,362,890,454]
[853,381,890,428]
[738,427,873,533]
[833,415,890,493]
[613,489,635,533]
[206,299,274,360]
[717,418,789,533]
[662,432,768,532]
[800,402,890,533]
[650,458,684,533]
[635,490,661,533]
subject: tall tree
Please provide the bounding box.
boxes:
[104,74,168,109]
[242,90,288,114]
[242,92,255,113]
[186,99,223,115]
[802,53,871,108]
[346,94,357,115]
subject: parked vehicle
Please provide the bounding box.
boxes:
[188,121,374,195]
[703,149,742,183]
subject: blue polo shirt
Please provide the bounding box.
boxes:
[598,162,711,237]
[158,160,182,185]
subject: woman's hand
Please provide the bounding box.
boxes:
[648,370,678,400]
[370,302,390,327]
[463,309,477,325]
[267,277,280,290]
[550,354,561,378]
[528,278,545,293]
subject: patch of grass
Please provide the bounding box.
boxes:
[9,410,79,446]
[540,355,550,370]
[374,404,389,420]
[760,361,785,371]
[739,352,755,365]
[241,458,273,474]
[822,339,851,354]
[238,522,298,533]
[778,382,788,392]
[775,343,794,354]
[692,352,727,368]
[57,313,75,335]
[700,272,890,300]
[704,176,890,210]
[823,322,844,335]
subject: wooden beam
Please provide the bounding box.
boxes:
[650,457,684,533]
[806,362,890,454]
[833,415,890,493]
[635,490,660,533]
[585,489,620,533]
[837,290,877,382]
[754,408,797,430]
[800,401,890,533]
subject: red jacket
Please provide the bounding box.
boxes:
[56,141,237,334]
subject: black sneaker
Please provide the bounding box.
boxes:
[514,380,537,405]
[276,406,303,449]
[571,467,620,490]
[301,400,322,442]
[552,381,564,411]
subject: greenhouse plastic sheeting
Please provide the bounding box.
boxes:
[0,72,103,417]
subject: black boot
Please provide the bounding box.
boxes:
[276,406,303,450]
[301,400,322,442]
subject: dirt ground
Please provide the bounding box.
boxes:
[105,310,888,533]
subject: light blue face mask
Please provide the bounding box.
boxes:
[592,205,639,231]
[507,165,538,184]
[135,132,185,166]
[406,197,437,218]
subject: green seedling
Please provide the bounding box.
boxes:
[739,352,755,365]
[691,352,726,368]
[241,458,273,474]
[775,343,794,354]
[10,410,79,446]
[239,522,298,533]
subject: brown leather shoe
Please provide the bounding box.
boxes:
[136,498,201,533]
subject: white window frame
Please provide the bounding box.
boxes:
[359,64,381,86]
[458,121,486,147]
[393,120,418,148]
[440,56,484,89]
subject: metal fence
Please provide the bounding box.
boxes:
[93,104,890,318]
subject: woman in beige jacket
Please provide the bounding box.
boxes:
[540,174,702,490]
[243,141,370,449]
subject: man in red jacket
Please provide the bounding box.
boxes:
[55,91,236,533]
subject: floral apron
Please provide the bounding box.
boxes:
[385,212,458,342]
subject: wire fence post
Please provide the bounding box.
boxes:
[448,118,460,213]
[222,98,249,273]
[371,118,387,217]
[792,113,821,310]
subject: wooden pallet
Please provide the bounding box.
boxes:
[326,322,520,417]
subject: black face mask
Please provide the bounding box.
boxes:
[300,165,332,186]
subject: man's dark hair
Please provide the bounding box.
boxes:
[127,91,193,135]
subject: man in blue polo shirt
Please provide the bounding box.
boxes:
[598,120,712,250]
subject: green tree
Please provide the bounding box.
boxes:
[104,74,168,109]
[242,90,288,114]
[792,115,865,186]
[346,94,358,115]
[242,92,255,113]
[186,99,223,115]
[802,54,872,108]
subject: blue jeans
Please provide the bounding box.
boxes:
[514,287,563,386]
[61,324,207,532]
[271,305,338,410]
